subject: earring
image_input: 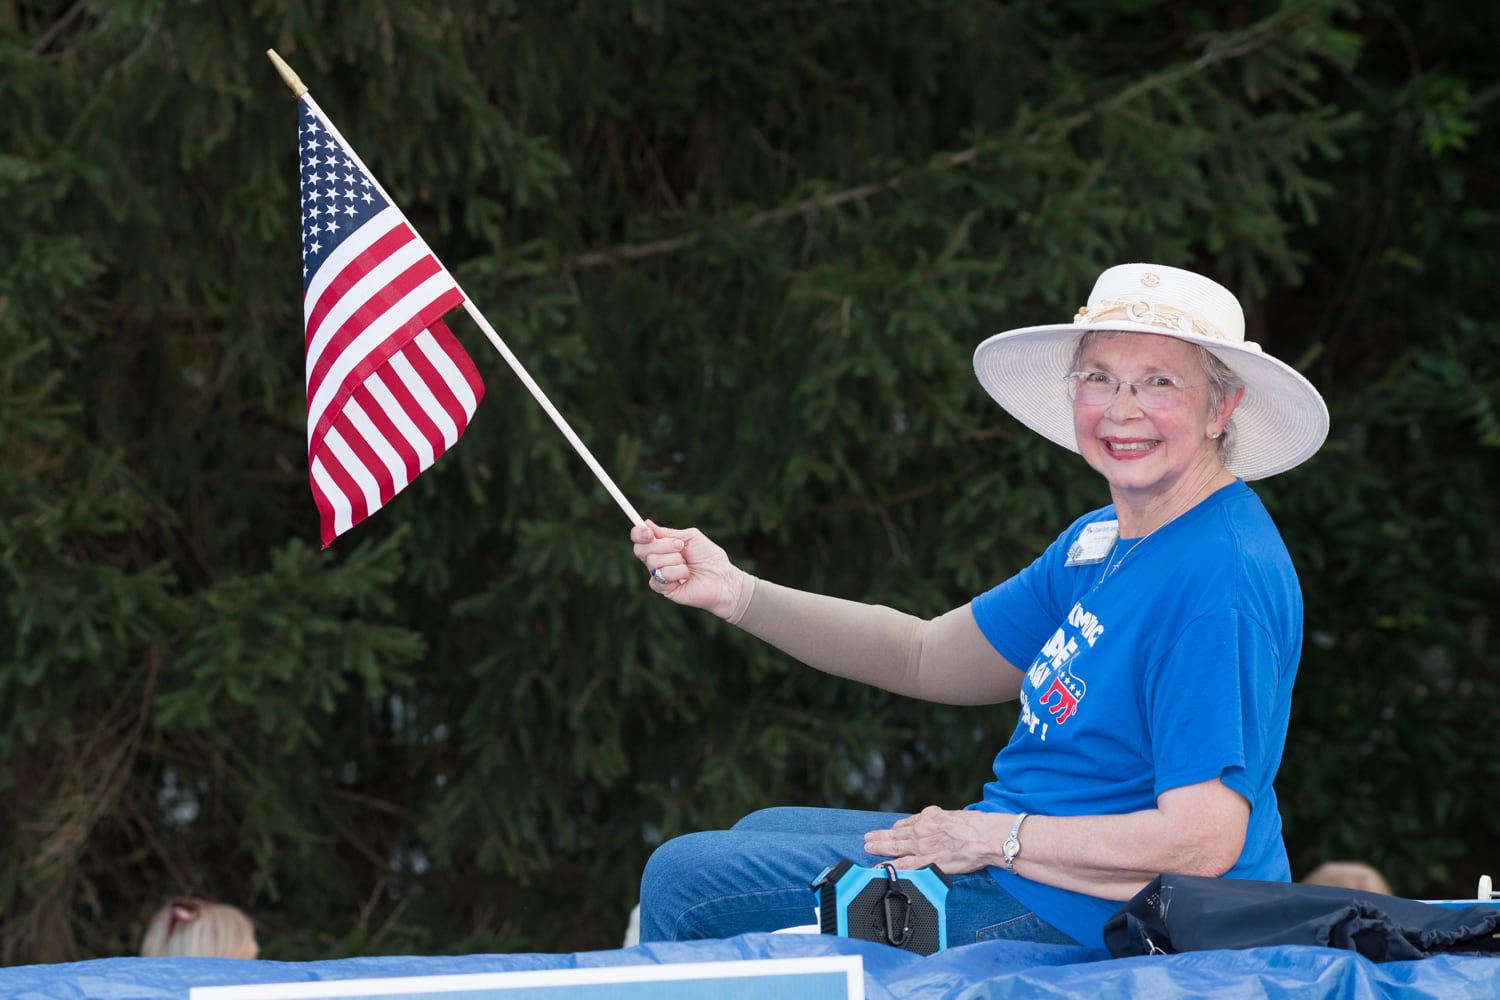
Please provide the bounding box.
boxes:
[1210,430,1223,440]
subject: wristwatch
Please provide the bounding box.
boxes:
[1001,812,1029,873]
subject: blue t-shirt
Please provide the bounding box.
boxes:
[968,480,1301,951]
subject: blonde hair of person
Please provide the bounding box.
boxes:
[1301,861,1393,895]
[139,895,259,959]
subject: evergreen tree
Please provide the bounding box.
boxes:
[0,0,1494,962]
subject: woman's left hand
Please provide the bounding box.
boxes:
[864,805,1009,874]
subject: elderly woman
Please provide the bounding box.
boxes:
[630,263,1329,952]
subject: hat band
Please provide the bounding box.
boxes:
[1073,298,1231,344]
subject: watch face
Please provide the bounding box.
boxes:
[1003,836,1019,859]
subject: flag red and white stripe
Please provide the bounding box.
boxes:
[298,98,484,546]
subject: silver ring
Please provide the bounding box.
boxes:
[650,568,668,586]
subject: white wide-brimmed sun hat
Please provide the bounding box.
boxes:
[972,262,1330,480]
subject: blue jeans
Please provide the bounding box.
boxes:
[638,806,1077,946]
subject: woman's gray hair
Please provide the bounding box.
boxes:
[1070,331,1246,451]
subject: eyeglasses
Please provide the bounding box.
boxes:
[1064,370,1207,410]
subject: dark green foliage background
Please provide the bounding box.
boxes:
[2,0,1495,964]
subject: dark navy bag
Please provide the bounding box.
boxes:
[1105,874,1500,961]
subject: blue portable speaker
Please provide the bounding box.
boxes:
[809,858,951,955]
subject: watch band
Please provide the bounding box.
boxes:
[1001,812,1029,873]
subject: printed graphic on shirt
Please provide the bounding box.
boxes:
[1018,602,1104,742]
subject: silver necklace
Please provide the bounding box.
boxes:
[1093,535,1147,590]
[1093,488,1205,589]
[1093,537,1135,587]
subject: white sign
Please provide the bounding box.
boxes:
[190,955,864,1000]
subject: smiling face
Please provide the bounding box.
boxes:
[1071,331,1242,512]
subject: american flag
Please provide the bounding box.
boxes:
[298,99,484,546]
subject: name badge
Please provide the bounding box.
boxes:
[1065,519,1119,566]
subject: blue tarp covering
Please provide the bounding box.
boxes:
[3,933,1498,999]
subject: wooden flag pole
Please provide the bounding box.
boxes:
[267,49,646,527]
